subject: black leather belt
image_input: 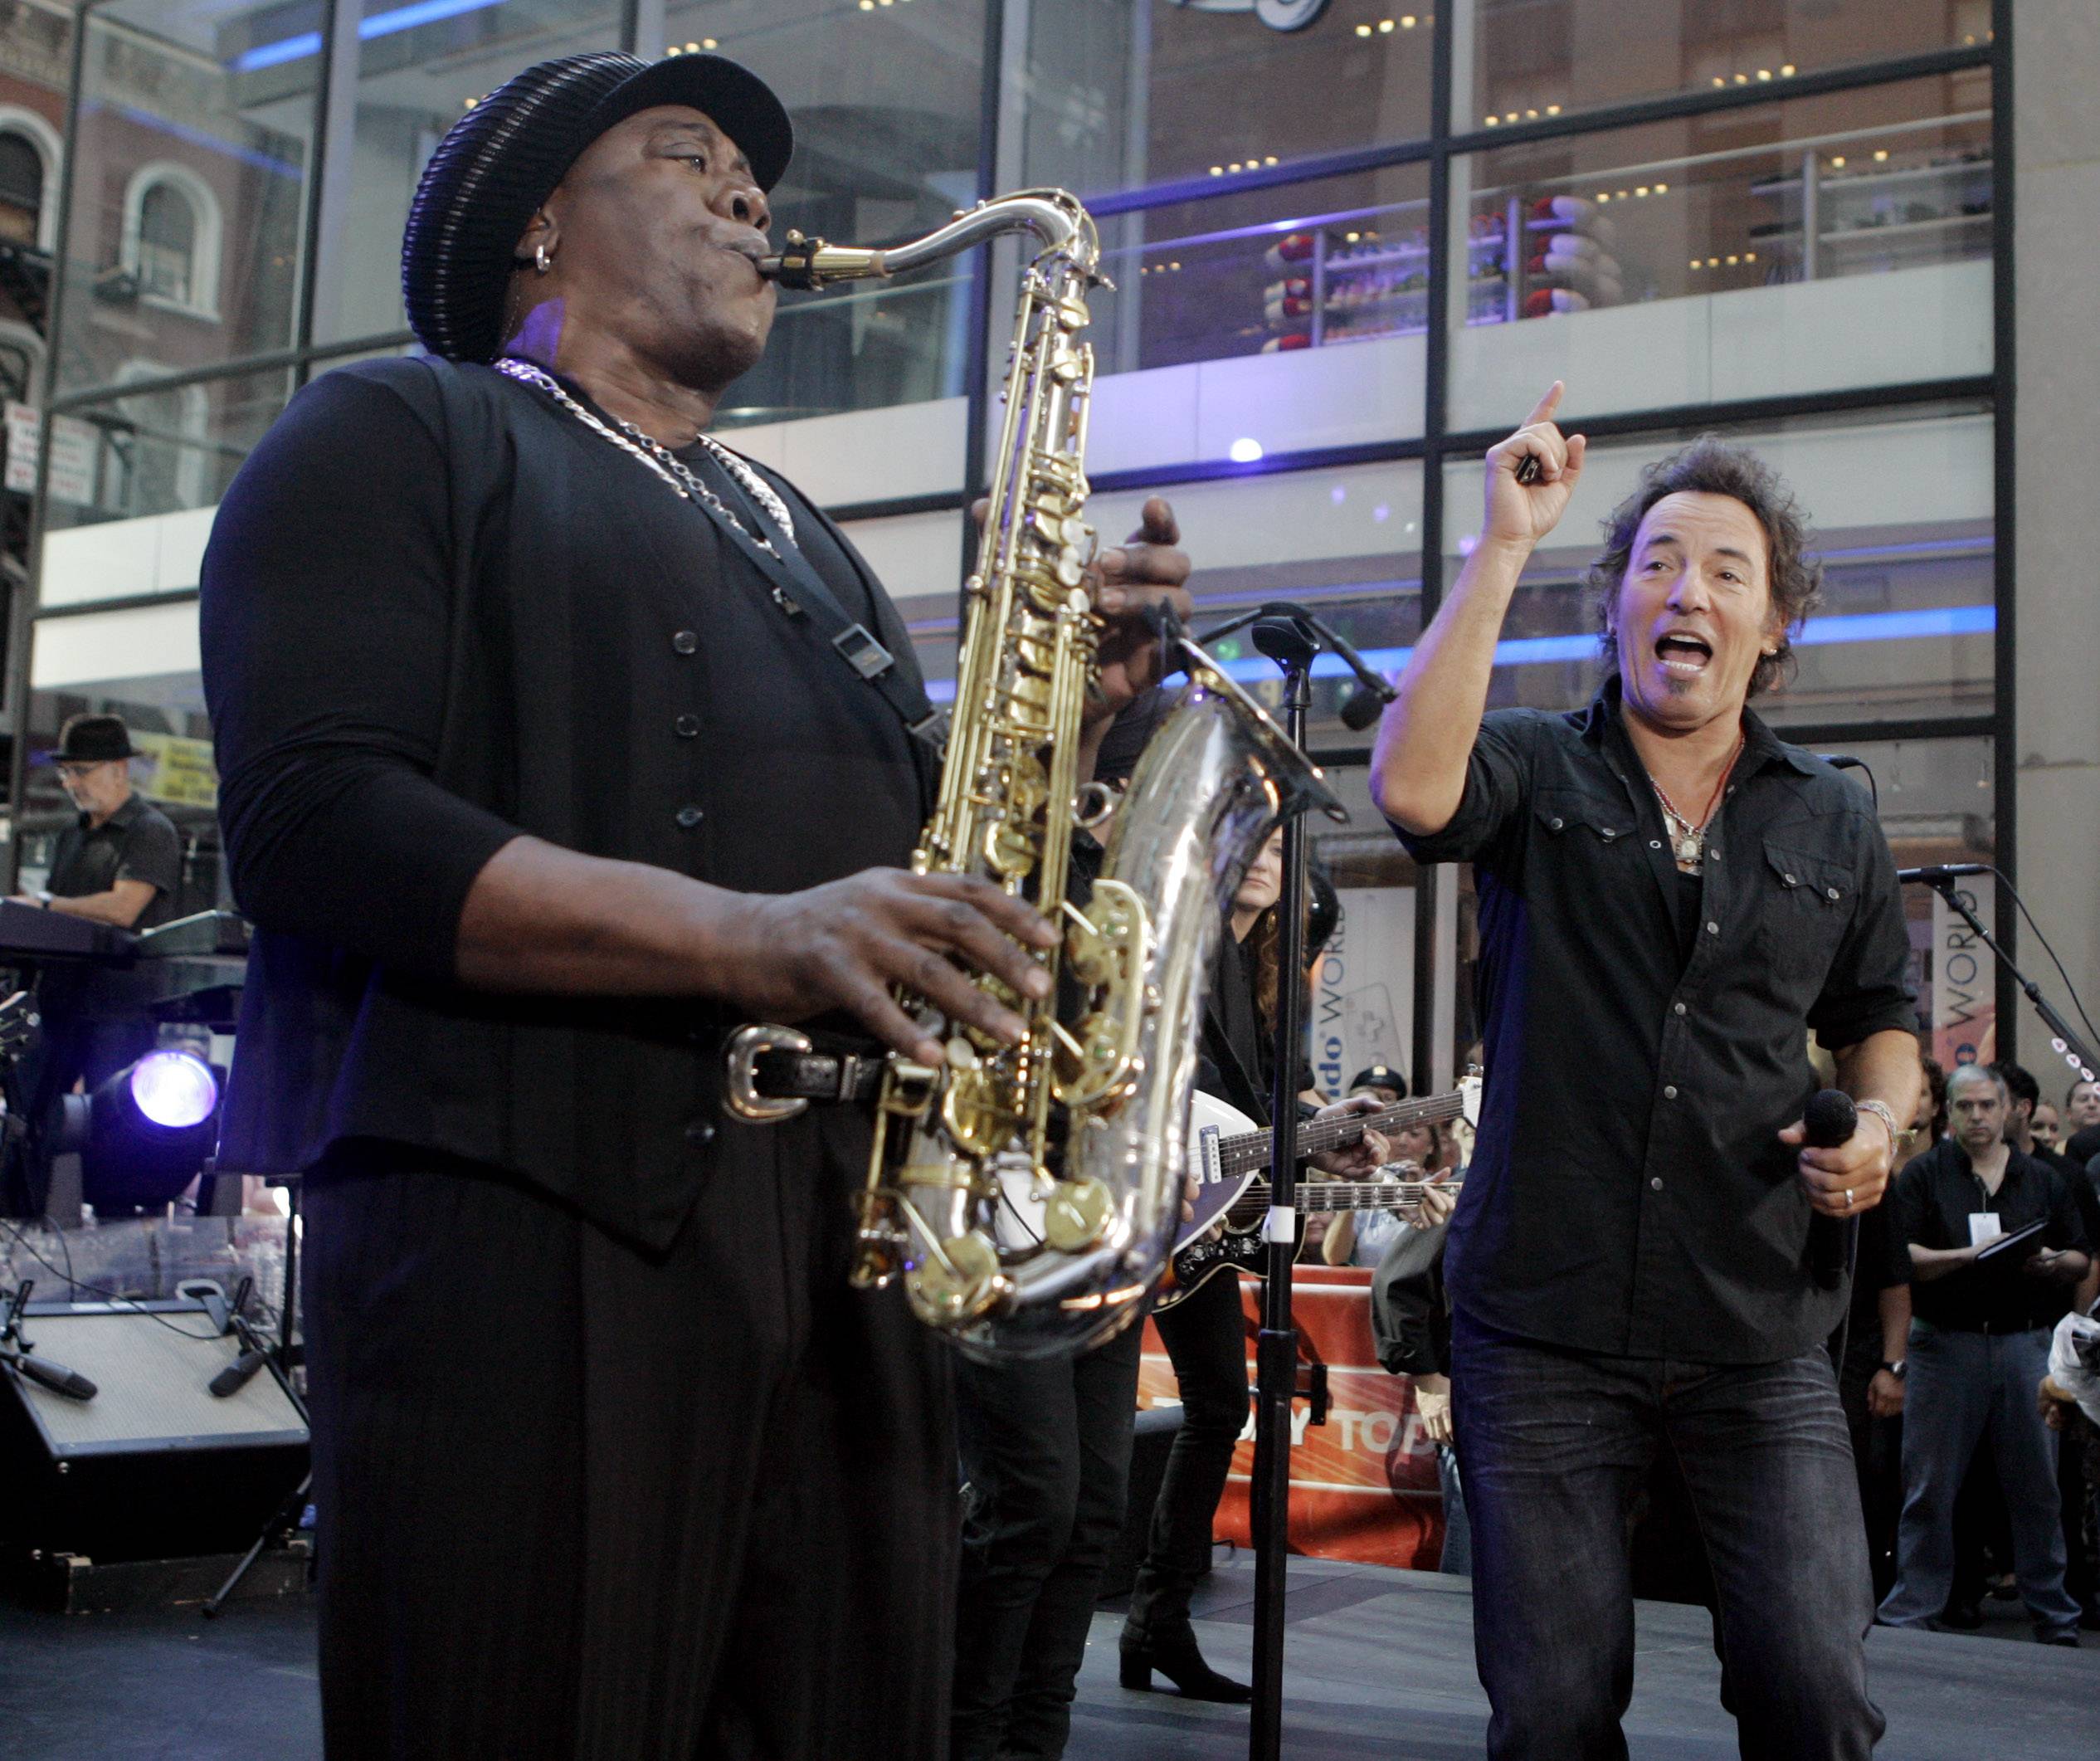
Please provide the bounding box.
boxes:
[723,1024,887,1123]
[751,1046,885,1104]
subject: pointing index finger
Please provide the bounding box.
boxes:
[1522,380,1565,429]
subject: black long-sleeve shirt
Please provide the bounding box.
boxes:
[1395,678,1918,1363]
[199,357,930,1249]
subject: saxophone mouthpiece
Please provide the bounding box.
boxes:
[757,229,887,291]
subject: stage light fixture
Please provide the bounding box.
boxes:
[55,1051,226,1217]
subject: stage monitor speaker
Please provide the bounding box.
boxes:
[0,1300,308,1564]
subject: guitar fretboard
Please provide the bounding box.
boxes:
[1216,1088,1464,1178]
[1222,1176,1464,1227]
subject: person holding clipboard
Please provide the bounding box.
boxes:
[1879,1061,2092,1643]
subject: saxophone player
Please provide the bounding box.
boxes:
[198,52,1191,1761]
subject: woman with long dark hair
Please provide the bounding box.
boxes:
[1119,828,1389,1700]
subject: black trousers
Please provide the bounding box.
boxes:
[951,1317,1143,1761]
[1123,1267,1250,1640]
[302,1117,956,1761]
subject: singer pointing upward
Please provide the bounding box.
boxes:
[1372,385,1921,1759]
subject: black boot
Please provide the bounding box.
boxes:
[1118,1626,1253,1702]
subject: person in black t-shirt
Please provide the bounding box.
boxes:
[20,715,180,930]
[1879,1063,2090,1642]
[4,714,183,1208]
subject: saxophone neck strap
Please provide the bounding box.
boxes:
[700,453,950,755]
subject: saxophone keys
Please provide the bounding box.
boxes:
[1041,1178,1113,1253]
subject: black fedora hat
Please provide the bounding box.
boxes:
[55,714,136,763]
[402,51,793,365]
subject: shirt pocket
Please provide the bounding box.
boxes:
[1532,785,1638,848]
[1752,839,1854,988]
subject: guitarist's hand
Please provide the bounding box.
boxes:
[1411,1172,1458,1232]
[1309,1095,1391,1176]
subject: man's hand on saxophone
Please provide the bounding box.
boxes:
[973,491,1196,787]
[1087,494,1195,720]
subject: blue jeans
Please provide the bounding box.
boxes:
[1877,1320,2080,1639]
[1451,1310,1882,1761]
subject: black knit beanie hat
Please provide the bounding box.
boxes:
[401,51,792,363]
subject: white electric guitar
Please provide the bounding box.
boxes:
[1152,1077,1477,1309]
[992,1075,1483,1301]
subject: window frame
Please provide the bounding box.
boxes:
[119,161,224,323]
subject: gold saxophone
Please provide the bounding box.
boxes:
[748,191,1342,1360]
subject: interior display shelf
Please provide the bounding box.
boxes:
[1749,157,1993,200]
[1820,212,1991,243]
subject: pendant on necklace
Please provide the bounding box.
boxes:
[1675,832,1702,865]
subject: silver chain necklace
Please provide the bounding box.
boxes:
[1648,731,1744,874]
[494,357,795,557]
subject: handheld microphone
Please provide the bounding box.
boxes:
[1803,1088,1858,1291]
[3,1347,97,1401]
[1896,863,1992,885]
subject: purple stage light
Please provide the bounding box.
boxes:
[128,1051,219,1130]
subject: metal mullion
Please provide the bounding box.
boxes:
[1409,0,1456,1109]
[51,330,418,415]
[4,0,96,885]
[956,0,1006,618]
[32,586,200,622]
[1440,377,1997,452]
[826,489,972,524]
[1756,714,1998,749]
[1989,0,2016,1054]
[1084,44,1990,226]
[290,0,342,370]
[1312,713,1999,773]
[1442,45,1990,158]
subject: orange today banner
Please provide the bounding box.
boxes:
[1137,1266,1446,1570]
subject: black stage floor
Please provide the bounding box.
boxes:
[2,1556,2093,1759]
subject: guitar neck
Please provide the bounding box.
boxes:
[1294,1178,1463,1213]
[1217,1176,1463,1233]
[1217,1089,1464,1178]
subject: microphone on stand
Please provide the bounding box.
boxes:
[1,1280,97,1402]
[1896,863,1992,885]
[1803,1089,1859,1292]
[1198,601,1397,734]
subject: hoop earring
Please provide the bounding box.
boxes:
[534,243,553,275]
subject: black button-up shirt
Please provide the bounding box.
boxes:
[1396,678,1917,1363]
[1891,1137,2091,1333]
[48,791,182,929]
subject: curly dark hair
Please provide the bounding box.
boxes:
[1587,437,1823,698]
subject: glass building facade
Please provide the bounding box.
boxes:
[8,0,2018,1088]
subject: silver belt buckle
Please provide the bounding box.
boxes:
[723,1024,814,1123]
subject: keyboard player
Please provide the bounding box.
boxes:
[2,715,181,1212]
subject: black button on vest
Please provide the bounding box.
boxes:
[674,714,701,738]
[675,805,704,829]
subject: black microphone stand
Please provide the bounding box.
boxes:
[1189,605,1391,1761]
[1912,876,2099,1085]
[202,1174,310,1618]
